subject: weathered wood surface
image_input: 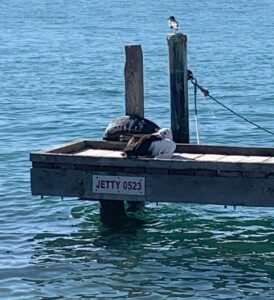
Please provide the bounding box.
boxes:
[30,140,274,207]
[31,167,274,207]
[30,144,274,174]
[167,33,189,143]
[124,45,144,117]
[31,140,274,156]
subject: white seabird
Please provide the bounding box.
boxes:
[123,128,176,159]
[168,16,179,34]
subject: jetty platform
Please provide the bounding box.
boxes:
[30,140,274,207]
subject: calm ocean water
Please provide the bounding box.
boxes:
[1,0,274,299]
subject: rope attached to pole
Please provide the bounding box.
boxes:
[191,77,200,144]
[188,73,274,138]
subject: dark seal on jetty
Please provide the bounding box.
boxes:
[103,115,160,141]
[123,128,176,159]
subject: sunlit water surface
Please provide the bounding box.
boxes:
[1,0,274,299]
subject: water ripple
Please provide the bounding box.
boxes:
[1,0,274,298]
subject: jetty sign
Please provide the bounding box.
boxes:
[92,175,145,196]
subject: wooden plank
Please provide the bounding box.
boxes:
[31,168,274,207]
[264,157,274,164]
[30,150,274,174]
[31,168,147,202]
[82,141,274,157]
[242,171,266,178]
[176,143,274,156]
[218,170,242,178]
[103,151,124,158]
[147,174,274,207]
[31,168,86,198]
[195,154,226,162]
[75,149,115,157]
[218,155,246,163]
[125,45,144,117]
[31,140,274,157]
[173,153,203,160]
[29,140,274,175]
[240,156,270,163]
[84,140,125,151]
[33,140,87,154]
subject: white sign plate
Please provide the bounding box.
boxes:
[92,175,145,196]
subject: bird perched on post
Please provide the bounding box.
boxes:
[168,16,179,34]
[122,128,176,159]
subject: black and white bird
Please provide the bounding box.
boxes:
[123,128,176,159]
[168,16,179,34]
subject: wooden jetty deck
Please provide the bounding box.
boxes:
[30,140,274,207]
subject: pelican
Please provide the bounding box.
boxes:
[123,128,176,159]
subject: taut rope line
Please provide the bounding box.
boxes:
[189,74,274,138]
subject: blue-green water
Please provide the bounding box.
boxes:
[1,0,274,299]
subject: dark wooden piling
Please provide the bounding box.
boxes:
[125,45,144,117]
[167,33,189,143]
[99,45,145,224]
[124,45,145,213]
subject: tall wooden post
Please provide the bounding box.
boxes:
[99,45,145,225]
[125,45,144,117]
[124,44,145,213]
[167,33,189,143]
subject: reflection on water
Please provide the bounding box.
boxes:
[5,203,269,299]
